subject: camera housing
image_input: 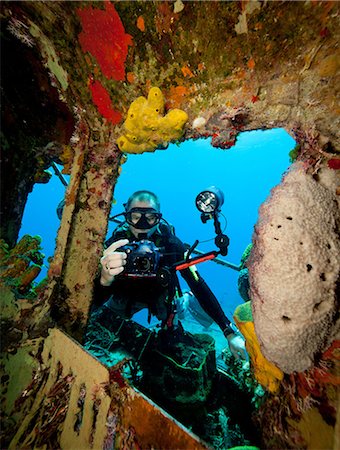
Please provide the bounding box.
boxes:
[119,240,161,278]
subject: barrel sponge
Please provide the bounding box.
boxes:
[249,162,340,373]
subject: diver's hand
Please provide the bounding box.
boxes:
[100,239,129,286]
[226,333,248,361]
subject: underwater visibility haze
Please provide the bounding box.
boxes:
[20,128,295,327]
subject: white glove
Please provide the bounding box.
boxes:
[226,333,248,361]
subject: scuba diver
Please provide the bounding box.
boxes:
[94,190,247,360]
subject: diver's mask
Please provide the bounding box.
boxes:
[124,207,162,230]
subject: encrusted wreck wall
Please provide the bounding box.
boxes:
[1,1,339,449]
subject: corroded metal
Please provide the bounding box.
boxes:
[9,327,210,450]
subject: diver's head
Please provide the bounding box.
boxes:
[124,190,162,239]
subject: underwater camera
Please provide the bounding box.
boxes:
[119,240,161,278]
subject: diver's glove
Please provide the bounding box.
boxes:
[223,324,248,361]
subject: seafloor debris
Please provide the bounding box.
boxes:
[84,312,262,449]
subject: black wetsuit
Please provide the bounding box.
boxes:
[93,221,233,335]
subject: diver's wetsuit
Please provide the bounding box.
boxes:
[93,221,233,335]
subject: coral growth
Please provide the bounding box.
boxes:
[238,244,253,302]
[255,341,339,449]
[188,109,248,150]
[117,87,188,154]
[249,162,340,373]
[238,269,251,303]
[0,235,44,293]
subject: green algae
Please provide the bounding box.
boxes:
[289,144,300,163]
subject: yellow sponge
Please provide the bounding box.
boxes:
[117,87,188,154]
[234,302,284,393]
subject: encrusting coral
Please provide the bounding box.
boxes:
[0,235,44,293]
[117,87,188,154]
[249,162,340,373]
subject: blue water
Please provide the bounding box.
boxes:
[20,129,295,324]
[18,165,70,278]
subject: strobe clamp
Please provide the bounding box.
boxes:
[213,213,229,257]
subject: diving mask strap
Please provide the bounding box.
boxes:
[108,212,126,222]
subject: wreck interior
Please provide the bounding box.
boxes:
[1,1,339,449]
